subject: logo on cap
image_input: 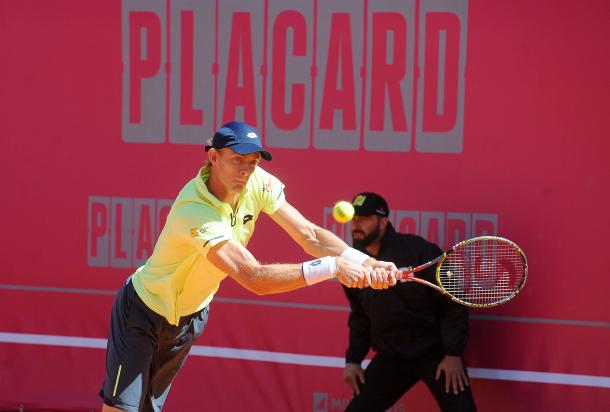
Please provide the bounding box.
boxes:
[205,121,273,161]
[353,195,366,207]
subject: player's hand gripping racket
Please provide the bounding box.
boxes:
[397,236,527,307]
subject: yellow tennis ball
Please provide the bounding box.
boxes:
[333,201,355,223]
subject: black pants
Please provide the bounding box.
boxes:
[346,353,476,412]
[99,279,209,412]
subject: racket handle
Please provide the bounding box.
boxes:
[395,271,409,281]
[365,270,409,281]
[395,268,414,280]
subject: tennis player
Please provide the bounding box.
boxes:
[99,121,398,411]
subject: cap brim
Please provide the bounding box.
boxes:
[353,206,386,217]
[353,206,373,217]
[228,143,272,161]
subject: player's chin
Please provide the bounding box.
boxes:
[233,180,248,190]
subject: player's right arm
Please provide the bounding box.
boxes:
[175,203,370,293]
[269,201,397,289]
[206,239,370,294]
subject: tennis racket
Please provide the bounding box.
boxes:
[396,236,527,308]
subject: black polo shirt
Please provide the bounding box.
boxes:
[343,223,470,363]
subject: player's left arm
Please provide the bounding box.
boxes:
[269,201,347,257]
[269,202,398,279]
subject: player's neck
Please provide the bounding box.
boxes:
[205,171,240,209]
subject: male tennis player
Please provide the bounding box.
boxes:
[99,121,398,412]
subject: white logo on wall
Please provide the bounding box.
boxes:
[87,196,174,269]
[120,0,469,153]
[313,392,328,412]
[86,196,499,270]
[313,391,406,411]
[323,207,498,251]
[313,391,351,411]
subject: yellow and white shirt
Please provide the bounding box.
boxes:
[131,165,285,325]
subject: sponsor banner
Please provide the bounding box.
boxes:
[1,0,609,411]
[323,206,498,250]
[120,0,467,153]
[87,196,498,269]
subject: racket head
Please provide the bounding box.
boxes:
[436,236,528,307]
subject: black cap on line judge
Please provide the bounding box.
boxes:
[205,121,272,161]
[352,192,390,217]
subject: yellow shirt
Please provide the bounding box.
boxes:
[131,165,285,325]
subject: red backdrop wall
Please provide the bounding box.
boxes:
[1,0,609,411]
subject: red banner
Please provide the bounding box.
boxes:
[1,0,609,411]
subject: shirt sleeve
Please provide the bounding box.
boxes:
[174,204,232,257]
[342,286,372,364]
[422,241,470,356]
[254,167,286,214]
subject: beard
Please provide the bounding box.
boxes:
[352,224,381,249]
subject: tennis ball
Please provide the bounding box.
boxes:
[333,201,355,223]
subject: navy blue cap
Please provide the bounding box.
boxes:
[205,121,272,161]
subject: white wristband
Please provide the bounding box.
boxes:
[302,256,337,286]
[340,247,370,265]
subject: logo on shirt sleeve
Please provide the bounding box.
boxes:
[190,227,207,237]
[243,214,253,224]
[262,175,272,193]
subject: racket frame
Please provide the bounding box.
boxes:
[397,236,528,308]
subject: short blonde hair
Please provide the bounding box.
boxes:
[203,148,261,173]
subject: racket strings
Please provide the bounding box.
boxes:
[438,239,526,306]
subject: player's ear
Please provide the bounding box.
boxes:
[208,148,219,165]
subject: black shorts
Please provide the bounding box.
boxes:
[99,279,209,412]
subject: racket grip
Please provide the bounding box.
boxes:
[395,268,413,280]
[366,270,407,281]
[395,271,409,280]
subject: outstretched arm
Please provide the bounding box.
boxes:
[207,238,372,294]
[269,201,349,257]
[269,202,398,285]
